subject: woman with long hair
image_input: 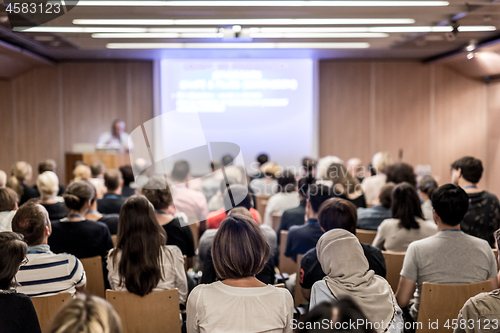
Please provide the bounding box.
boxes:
[326,163,366,208]
[372,182,437,252]
[107,195,187,304]
[7,161,38,206]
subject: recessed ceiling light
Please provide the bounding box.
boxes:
[92,32,225,38]
[13,27,148,33]
[458,26,496,32]
[69,1,449,6]
[106,42,371,49]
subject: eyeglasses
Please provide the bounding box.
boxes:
[20,257,29,266]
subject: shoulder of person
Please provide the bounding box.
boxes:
[163,245,183,257]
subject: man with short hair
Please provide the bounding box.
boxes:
[12,201,86,297]
[451,156,500,247]
[356,182,394,230]
[97,169,126,215]
[396,184,498,321]
[0,187,18,232]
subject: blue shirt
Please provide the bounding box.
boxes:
[357,205,392,231]
[284,218,323,262]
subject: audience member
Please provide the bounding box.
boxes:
[327,163,366,208]
[357,183,394,231]
[169,160,209,222]
[201,161,223,202]
[362,152,392,206]
[309,229,403,333]
[12,201,86,297]
[0,187,18,232]
[385,162,417,187]
[107,195,188,303]
[316,156,344,180]
[7,161,38,206]
[302,157,317,178]
[50,181,113,259]
[451,156,500,248]
[37,171,67,220]
[372,182,437,252]
[285,184,333,262]
[263,170,300,226]
[207,165,246,212]
[250,153,269,181]
[97,169,126,215]
[48,294,122,333]
[187,215,294,333]
[395,184,498,322]
[85,182,119,235]
[417,175,438,221]
[72,164,91,181]
[90,161,107,199]
[0,232,41,333]
[300,198,386,300]
[0,170,6,188]
[140,176,195,259]
[347,157,365,183]
[119,165,136,197]
[249,161,280,196]
[34,160,65,196]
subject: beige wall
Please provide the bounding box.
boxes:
[0,61,153,185]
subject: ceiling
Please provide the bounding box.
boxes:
[1,0,500,63]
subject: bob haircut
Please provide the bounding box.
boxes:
[392,182,424,230]
[212,215,270,280]
[0,232,28,290]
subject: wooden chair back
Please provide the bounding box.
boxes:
[187,218,200,251]
[382,251,406,292]
[80,256,105,298]
[416,281,492,333]
[493,249,499,271]
[279,230,297,275]
[106,289,181,333]
[31,292,72,333]
[256,195,271,220]
[272,213,282,232]
[294,254,307,307]
[355,229,377,245]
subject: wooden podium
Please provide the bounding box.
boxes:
[65,152,130,185]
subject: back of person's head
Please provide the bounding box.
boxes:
[296,298,376,333]
[418,175,438,199]
[113,195,166,296]
[326,163,359,196]
[277,170,296,193]
[119,165,134,186]
[378,183,395,209]
[318,198,357,234]
[64,181,95,211]
[298,176,316,198]
[12,201,49,246]
[385,163,417,187]
[451,156,484,184]
[0,187,18,212]
[260,162,281,178]
[48,294,122,333]
[391,182,424,230]
[212,214,270,279]
[223,184,252,211]
[37,171,59,199]
[38,160,56,175]
[171,160,190,182]
[140,177,172,210]
[90,161,106,178]
[257,153,269,166]
[222,154,234,166]
[0,232,27,290]
[308,184,334,213]
[73,164,91,181]
[431,184,469,226]
[0,170,6,188]
[371,152,392,174]
[227,207,254,219]
[104,169,122,192]
[7,162,32,197]
[302,157,317,173]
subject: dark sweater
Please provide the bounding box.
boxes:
[42,202,68,221]
[0,292,41,333]
[97,194,127,215]
[461,191,500,248]
[162,218,196,257]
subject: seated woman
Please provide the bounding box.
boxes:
[0,232,41,333]
[7,161,38,206]
[263,170,300,227]
[107,195,188,304]
[418,175,438,222]
[140,176,195,260]
[85,182,119,235]
[49,180,113,259]
[37,171,67,220]
[310,229,403,333]
[372,182,437,252]
[327,163,366,208]
[48,294,121,333]
[187,214,293,333]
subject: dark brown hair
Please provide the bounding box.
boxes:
[227,207,253,219]
[379,182,395,209]
[318,198,358,235]
[104,169,122,192]
[277,170,296,193]
[12,201,49,246]
[212,215,270,279]
[111,195,167,296]
[0,232,27,290]
[140,177,173,210]
[385,163,417,187]
[392,182,424,230]
[0,187,18,211]
[451,156,483,184]
[63,180,95,211]
[418,175,438,199]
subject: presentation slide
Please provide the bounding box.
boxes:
[160,59,315,175]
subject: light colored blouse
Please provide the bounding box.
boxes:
[263,192,300,227]
[372,217,437,252]
[186,281,294,333]
[107,245,188,304]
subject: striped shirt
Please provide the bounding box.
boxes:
[16,244,86,297]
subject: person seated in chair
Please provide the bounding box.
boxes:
[97,169,126,215]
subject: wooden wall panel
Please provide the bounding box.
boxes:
[127,62,154,129]
[486,81,500,194]
[0,80,14,174]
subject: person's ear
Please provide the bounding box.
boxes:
[432,210,440,224]
[14,202,18,210]
[45,225,51,237]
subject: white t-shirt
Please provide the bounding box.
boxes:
[97,132,133,152]
[372,217,437,252]
[263,192,300,227]
[186,281,294,333]
[0,210,16,232]
[107,245,188,304]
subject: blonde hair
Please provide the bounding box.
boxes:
[0,170,6,188]
[372,152,393,174]
[48,294,122,333]
[73,165,92,181]
[7,162,32,197]
[37,171,59,199]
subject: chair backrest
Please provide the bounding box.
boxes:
[111,235,117,247]
[416,281,492,333]
[382,251,406,292]
[188,218,199,251]
[31,292,72,333]
[355,229,377,245]
[80,256,105,298]
[493,249,499,271]
[106,289,181,333]
[256,195,271,220]
[294,254,307,307]
[279,230,297,275]
[271,213,282,232]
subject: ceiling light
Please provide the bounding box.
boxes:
[13,27,148,33]
[458,25,496,32]
[69,1,449,7]
[467,52,474,59]
[466,39,477,52]
[92,32,225,38]
[73,18,416,26]
[248,32,389,38]
[106,42,370,49]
